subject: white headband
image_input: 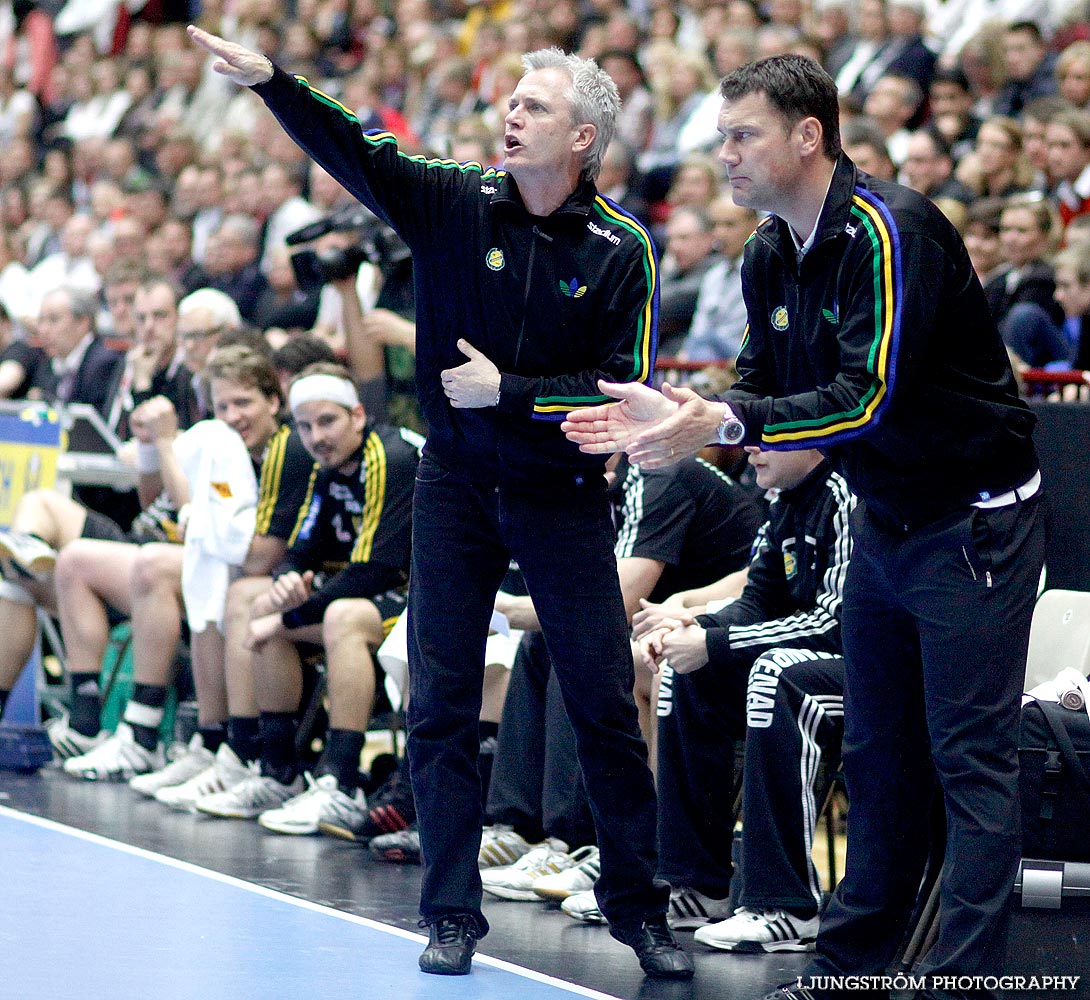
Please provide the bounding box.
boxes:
[289,374,360,413]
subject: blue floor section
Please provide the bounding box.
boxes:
[0,806,620,1000]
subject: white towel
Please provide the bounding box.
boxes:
[174,420,258,631]
[376,610,524,711]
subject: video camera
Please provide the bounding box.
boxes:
[286,204,410,292]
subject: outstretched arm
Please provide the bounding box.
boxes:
[187,25,273,86]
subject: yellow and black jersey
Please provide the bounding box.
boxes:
[281,423,421,629]
[254,424,314,541]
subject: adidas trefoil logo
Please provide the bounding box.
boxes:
[560,278,587,298]
[822,307,838,325]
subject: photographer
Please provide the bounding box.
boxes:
[287,207,420,431]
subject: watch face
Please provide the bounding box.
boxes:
[721,417,744,445]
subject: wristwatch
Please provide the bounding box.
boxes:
[716,404,745,446]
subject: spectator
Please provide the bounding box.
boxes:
[1046,107,1090,229]
[987,194,1068,366]
[927,66,981,165]
[840,120,896,180]
[111,276,200,436]
[99,258,147,342]
[1022,95,1068,191]
[963,196,1007,284]
[598,49,655,154]
[639,47,717,201]
[993,20,1058,119]
[900,129,975,204]
[1056,40,1090,110]
[1051,240,1090,369]
[27,285,123,415]
[957,115,1039,199]
[682,197,758,363]
[198,214,268,324]
[259,161,321,273]
[860,71,924,166]
[597,140,650,224]
[0,62,36,146]
[27,211,100,316]
[658,206,718,357]
[177,286,244,414]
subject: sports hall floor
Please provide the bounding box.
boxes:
[0,764,812,1000]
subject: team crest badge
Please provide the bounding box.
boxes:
[486,248,505,271]
[783,551,797,579]
[771,306,789,330]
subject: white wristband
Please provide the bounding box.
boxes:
[136,442,162,473]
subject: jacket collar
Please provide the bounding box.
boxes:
[762,154,860,257]
[492,172,598,218]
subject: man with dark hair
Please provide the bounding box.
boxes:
[993,21,1059,119]
[900,129,974,204]
[565,54,1045,1000]
[927,67,980,163]
[188,25,692,981]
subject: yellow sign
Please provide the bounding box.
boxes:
[0,409,63,526]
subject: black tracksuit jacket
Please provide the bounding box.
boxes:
[254,68,659,486]
[724,155,1038,531]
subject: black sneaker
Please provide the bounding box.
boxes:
[419,915,480,975]
[611,914,695,980]
[318,767,415,843]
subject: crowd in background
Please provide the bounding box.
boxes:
[5,0,1090,392]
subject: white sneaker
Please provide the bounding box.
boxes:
[560,888,605,924]
[195,772,305,819]
[155,743,253,811]
[533,846,601,900]
[693,907,820,952]
[0,529,57,577]
[258,773,367,835]
[478,825,536,868]
[481,840,572,901]
[63,722,164,781]
[668,886,733,930]
[45,712,104,760]
[130,734,214,797]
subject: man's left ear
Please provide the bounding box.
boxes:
[797,116,823,157]
[574,123,596,154]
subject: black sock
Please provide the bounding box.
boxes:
[259,711,298,786]
[0,688,8,719]
[478,720,499,744]
[783,905,818,920]
[227,716,261,764]
[198,724,226,752]
[124,684,168,751]
[69,672,102,737]
[315,728,365,792]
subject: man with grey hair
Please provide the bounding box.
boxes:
[188,25,691,981]
[28,286,123,414]
[178,286,244,414]
[201,214,267,324]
